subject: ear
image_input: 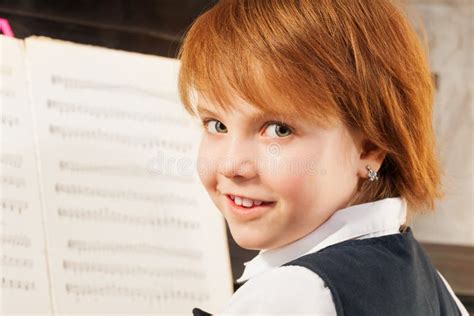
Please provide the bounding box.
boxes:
[356,138,387,179]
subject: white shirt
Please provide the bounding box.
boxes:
[219,197,469,315]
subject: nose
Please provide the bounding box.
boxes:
[217,137,258,179]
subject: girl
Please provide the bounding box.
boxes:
[177,0,469,315]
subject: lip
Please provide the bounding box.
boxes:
[225,194,275,219]
[224,193,274,203]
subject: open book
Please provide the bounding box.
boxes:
[0,35,233,315]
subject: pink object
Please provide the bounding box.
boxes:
[0,18,14,37]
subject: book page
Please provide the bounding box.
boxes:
[23,36,233,315]
[0,35,53,314]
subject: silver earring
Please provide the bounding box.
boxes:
[366,165,379,182]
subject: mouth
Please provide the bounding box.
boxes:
[225,194,276,216]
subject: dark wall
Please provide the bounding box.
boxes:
[0,0,216,58]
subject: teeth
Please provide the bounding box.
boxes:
[231,195,266,208]
[242,198,253,207]
[234,196,242,206]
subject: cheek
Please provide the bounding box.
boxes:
[262,154,314,200]
[273,172,302,198]
[261,145,330,211]
[196,138,217,190]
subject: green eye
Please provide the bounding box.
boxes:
[264,122,292,138]
[204,119,227,134]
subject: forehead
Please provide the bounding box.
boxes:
[196,94,293,123]
[197,104,269,122]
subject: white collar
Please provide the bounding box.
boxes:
[236,197,407,283]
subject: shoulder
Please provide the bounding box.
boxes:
[220,265,337,315]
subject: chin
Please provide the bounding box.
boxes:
[235,240,262,251]
[227,225,271,250]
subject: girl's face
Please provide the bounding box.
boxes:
[196,95,364,250]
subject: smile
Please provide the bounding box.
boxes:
[225,194,276,218]
[228,194,274,208]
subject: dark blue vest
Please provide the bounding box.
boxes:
[282,227,461,316]
[193,227,461,315]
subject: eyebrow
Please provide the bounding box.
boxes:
[196,105,280,123]
[196,106,220,118]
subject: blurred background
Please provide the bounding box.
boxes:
[0,0,472,312]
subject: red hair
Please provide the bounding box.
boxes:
[177,0,444,224]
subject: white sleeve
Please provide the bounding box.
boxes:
[219,266,337,315]
[436,270,469,316]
